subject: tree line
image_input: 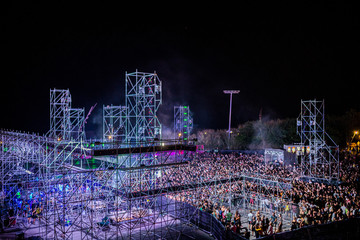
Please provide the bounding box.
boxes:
[194,110,360,150]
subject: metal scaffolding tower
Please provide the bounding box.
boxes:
[69,108,85,141]
[174,106,193,141]
[1,81,204,239]
[0,128,198,239]
[49,89,72,140]
[103,105,127,142]
[297,99,339,180]
[125,71,162,145]
[49,89,85,141]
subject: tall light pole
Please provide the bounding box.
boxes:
[223,90,240,142]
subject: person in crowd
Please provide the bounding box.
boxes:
[255,222,262,238]
[234,210,241,227]
[270,212,277,228]
[276,213,283,233]
[291,217,298,230]
[226,208,232,224]
[247,210,253,229]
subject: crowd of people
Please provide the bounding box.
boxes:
[0,189,44,231]
[167,150,360,238]
[1,147,359,239]
[288,152,360,229]
[0,180,105,232]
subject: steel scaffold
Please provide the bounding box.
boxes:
[174,106,193,142]
[49,89,85,141]
[1,82,203,239]
[125,71,162,145]
[0,130,293,239]
[1,75,301,239]
[103,105,127,143]
[297,99,339,180]
[0,130,200,239]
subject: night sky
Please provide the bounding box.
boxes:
[2,2,359,138]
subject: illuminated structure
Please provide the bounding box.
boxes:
[0,129,200,239]
[0,74,208,239]
[264,148,284,165]
[297,99,339,180]
[174,105,193,141]
[125,71,162,145]
[49,88,85,141]
[103,105,127,142]
[1,78,303,239]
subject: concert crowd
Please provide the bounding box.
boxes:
[169,150,360,238]
[1,149,359,239]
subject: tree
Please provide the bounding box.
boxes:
[234,121,254,149]
[195,110,359,150]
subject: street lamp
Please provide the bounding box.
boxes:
[223,90,240,142]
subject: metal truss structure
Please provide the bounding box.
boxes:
[49,89,85,141]
[165,161,292,219]
[69,108,86,141]
[0,132,293,240]
[264,149,284,165]
[0,129,199,239]
[1,73,300,239]
[297,99,339,180]
[174,106,193,142]
[103,105,127,143]
[1,81,207,240]
[239,174,292,212]
[125,71,162,145]
[0,129,85,239]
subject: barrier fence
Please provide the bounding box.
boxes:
[258,217,360,240]
[190,207,226,240]
[169,196,360,240]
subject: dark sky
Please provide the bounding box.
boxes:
[2,2,359,137]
